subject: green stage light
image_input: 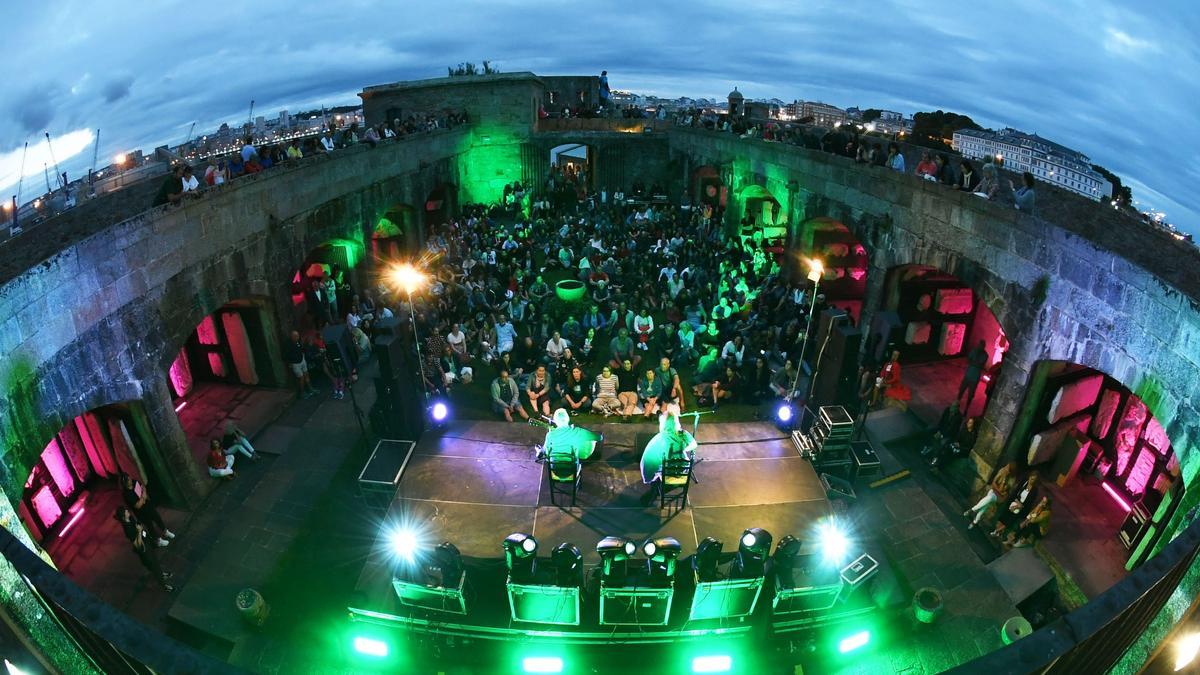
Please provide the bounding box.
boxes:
[692,655,732,672]
[353,636,389,658]
[838,630,870,653]
[522,656,564,673]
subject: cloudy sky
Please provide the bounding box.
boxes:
[2,0,1198,234]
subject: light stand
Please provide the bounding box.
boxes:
[405,287,427,403]
[788,260,823,405]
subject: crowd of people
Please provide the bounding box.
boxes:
[152,110,469,208]
[672,110,1037,217]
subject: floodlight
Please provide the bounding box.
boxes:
[807,258,824,283]
[644,537,682,581]
[429,400,449,423]
[734,527,772,578]
[1176,633,1200,672]
[504,533,538,582]
[523,656,564,673]
[352,636,388,658]
[693,536,724,582]
[389,527,421,563]
[818,521,850,564]
[692,655,732,673]
[551,543,583,587]
[389,263,427,296]
[426,541,463,588]
[772,534,803,570]
[776,403,793,423]
[597,536,635,582]
[838,630,870,653]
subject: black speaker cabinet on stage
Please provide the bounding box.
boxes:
[320,324,357,370]
[372,334,425,437]
[812,324,861,407]
[811,308,847,368]
[373,316,402,340]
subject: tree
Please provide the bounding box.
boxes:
[911,110,984,147]
[861,108,882,122]
[448,61,500,77]
[1091,164,1133,203]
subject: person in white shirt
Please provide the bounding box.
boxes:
[240,138,257,164]
[446,323,470,363]
[180,165,200,193]
[545,332,570,363]
[721,335,746,367]
[320,133,335,152]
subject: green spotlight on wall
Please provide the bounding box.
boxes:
[353,636,389,658]
[692,655,732,672]
[838,630,871,653]
[522,656,564,673]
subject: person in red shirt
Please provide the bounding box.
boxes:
[207,439,236,480]
[880,350,912,409]
[915,151,939,179]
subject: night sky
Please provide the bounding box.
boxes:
[2,1,1197,235]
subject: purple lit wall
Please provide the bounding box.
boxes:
[169,348,193,398]
[1049,374,1104,424]
[196,315,219,345]
[30,486,61,530]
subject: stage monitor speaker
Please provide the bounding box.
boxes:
[320,324,356,370]
[598,584,673,626]
[372,376,425,438]
[812,324,861,407]
[810,308,848,369]
[373,315,402,340]
[508,583,581,626]
[688,577,764,621]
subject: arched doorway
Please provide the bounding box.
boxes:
[169,298,290,469]
[877,264,1008,424]
[1012,361,1183,596]
[691,165,725,209]
[795,217,868,322]
[373,205,417,261]
[424,184,458,231]
[548,144,592,210]
[294,239,366,328]
[17,403,168,574]
[737,184,782,229]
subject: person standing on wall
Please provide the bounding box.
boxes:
[958,340,988,414]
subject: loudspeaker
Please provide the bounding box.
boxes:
[320,324,356,369]
[810,308,846,369]
[373,316,402,340]
[371,334,425,437]
[812,323,861,407]
[373,334,408,383]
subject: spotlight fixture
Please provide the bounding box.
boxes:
[429,399,449,424]
[693,536,724,582]
[503,533,539,582]
[425,541,463,588]
[818,520,850,564]
[734,527,772,578]
[596,535,636,583]
[550,543,583,587]
[643,536,682,582]
[388,526,421,564]
[776,402,793,423]
[772,534,803,569]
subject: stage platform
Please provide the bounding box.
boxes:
[350,419,850,643]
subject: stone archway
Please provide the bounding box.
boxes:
[424,183,458,232]
[373,204,418,261]
[796,217,869,322]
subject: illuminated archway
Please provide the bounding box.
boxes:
[737,183,781,228]
[548,144,593,209]
[293,239,366,327]
[796,217,868,322]
[373,205,417,261]
[877,264,1009,423]
[424,183,458,230]
[1014,360,1183,594]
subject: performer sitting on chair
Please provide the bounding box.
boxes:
[539,408,599,463]
[639,411,698,505]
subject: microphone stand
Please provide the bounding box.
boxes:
[677,410,715,483]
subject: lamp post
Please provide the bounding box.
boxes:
[788,258,823,403]
[390,263,428,400]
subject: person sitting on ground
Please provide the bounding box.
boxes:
[609,327,640,369]
[561,315,583,344]
[922,403,962,459]
[593,365,622,415]
[120,473,175,547]
[1009,495,1052,548]
[491,370,529,422]
[990,473,1041,539]
[207,439,236,480]
[545,331,570,365]
[932,416,979,468]
[656,357,685,413]
[494,314,518,355]
[439,344,473,388]
[770,360,800,399]
[526,364,553,418]
[221,422,261,461]
[616,358,641,420]
[579,327,597,365]
[558,366,591,413]
[638,368,664,419]
[633,308,655,350]
[446,322,471,364]
[964,460,1018,528]
[114,507,174,591]
[721,334,747,368]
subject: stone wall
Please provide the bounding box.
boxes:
[0,129,470,517]
[668,127,1200,546]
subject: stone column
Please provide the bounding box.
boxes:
[138,374,207,509]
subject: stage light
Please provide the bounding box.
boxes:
[389,527,421,563]
[735,527,772,578]
[551,543,583,587]
[818,521,850,564]
[1102,481,1132,513]
[692,654,732,672]
[428,541,464,588]
[643,539,657,557]
[1175,632,1200,671]
[352,636,389,658]
[389,263,427,296]
[644,537,682,581]
[597,536,636,582]
[429,399,449,424]
[776,403,793,423]
[522,656,563,673]
[806,258,824,283]
[773,534,802,568]
[838,630,870,653]
[693,536,724,582]
[504,533,539,581]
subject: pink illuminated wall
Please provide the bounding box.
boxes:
[30,486,61,529]
[39,440,75,501]
[221,311,259,385]
[196,315,220,345]
[169,348,193,398]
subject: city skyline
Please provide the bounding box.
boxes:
[1,1,1196,234]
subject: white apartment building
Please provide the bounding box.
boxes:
[953,128,1111,201]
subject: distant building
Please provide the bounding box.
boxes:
[279,110,291,129]
[953,128,1112,201]
[799,101,846,127]
[845,107,862,120]
[878,110,903,122]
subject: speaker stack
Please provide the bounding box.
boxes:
[371,332,425,438]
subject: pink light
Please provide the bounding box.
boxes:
[174,401,188,412]
[1102,481,1132,512]
[58,506,86,537]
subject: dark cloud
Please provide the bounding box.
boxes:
[102,76,134,103]
[11,86,58,134]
